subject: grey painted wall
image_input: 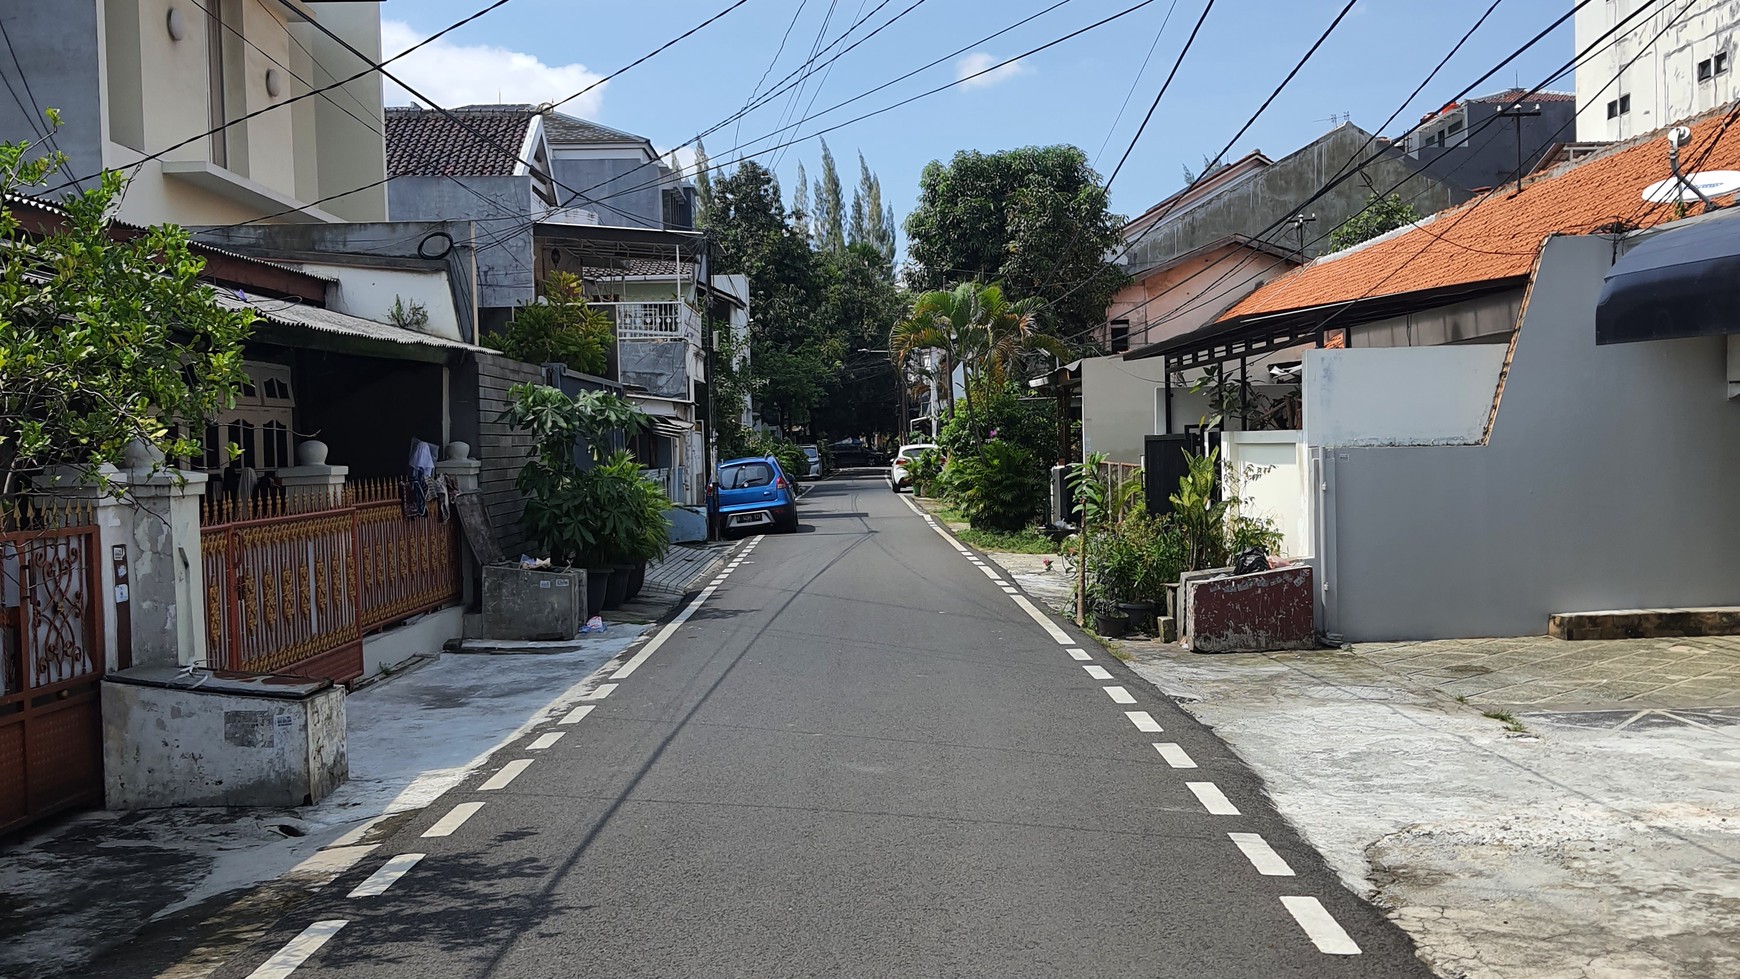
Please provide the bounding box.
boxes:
[1348,290,1524,347]
[0,3,103,180]
[1122,125,1470,272]
[1411,100,1579,194]
[387,175,535,310]
[1318,234,1740,641]
[551,157,663,229]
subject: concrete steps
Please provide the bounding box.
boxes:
[1548,607,1740,641]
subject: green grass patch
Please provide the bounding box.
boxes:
[954,527,1058,554]
[1482,709,1528,733]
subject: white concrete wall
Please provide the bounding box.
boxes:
[1315,234,1740,640]
[1303,345,1506,447]
[1224,431,1309,558]
[1081,355,1167,464]
[1576,0,1740,142]
[289,262,462,341]
[362,606,464,677]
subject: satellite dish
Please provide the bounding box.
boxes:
[1641,170,1740,203]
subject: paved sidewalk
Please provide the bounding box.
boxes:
[642,540,734,597]
[0,630,646,979]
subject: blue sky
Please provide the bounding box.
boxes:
[383,0,1576,237]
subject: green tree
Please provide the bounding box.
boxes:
[849,154,896,273]
[0,128,253,498]
[496,271,612,376]
[904,145,1126,343]
[809,244,905,438]
[890,281,1063,440]
[1328,193,1419,252]
[813,139,846,254]
[692,137,714,228]
[711,160,837,428]
[792,161,811,241]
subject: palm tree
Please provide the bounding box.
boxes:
[890,281,1066,440]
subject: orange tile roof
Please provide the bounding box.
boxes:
[1220,106,1740,322]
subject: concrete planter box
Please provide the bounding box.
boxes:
[103,667,347,809]
[480,565,586,640]
[1184,565,1316,653]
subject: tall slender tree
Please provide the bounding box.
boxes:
[792,161,810,240]
[815,140,846,254]
[849,153,870,248]
[692,137,714,229]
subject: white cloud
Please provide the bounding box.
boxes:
[955,52,1031,90]
[669,144,699,176]
[379,20,606,115]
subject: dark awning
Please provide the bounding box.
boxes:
[1597,209,1740,345]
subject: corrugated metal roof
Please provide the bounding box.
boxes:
[215,292,496,354]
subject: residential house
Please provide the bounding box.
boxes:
[1083,124,1469,465]
[0,1,388,227]
[383,105,731,508]
[1144,106,1740,641]
[1576,0,1740,141]
[1404,89,1579,192]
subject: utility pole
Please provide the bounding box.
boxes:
[1289,213,1317,261]
[1496,102,1542,193]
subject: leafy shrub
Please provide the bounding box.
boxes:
[945,440,1044,531]
[497,272,611,376]
[906,447,945,497]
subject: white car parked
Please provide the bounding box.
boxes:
[889,443,940,492]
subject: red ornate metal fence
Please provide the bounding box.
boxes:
[1,501,104,836]
[200,479,461,683]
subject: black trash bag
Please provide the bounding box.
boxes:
[1232,546,1270,576]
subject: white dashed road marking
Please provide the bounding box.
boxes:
[582,683,618,701]
[422,802,485,838]
[1186,781,1240,815]
[1152,743,1196,768]
[348,853,425,898]
[528,732,565,750]
[1083,664,1112,680]
[1011,595,1074,645]
[1125,711,1163,733]
[480,759,533,791]
[1103,686,1136,704]
[559,704,595,725]
[1067,648,1091,661]
[245,920,348,979]
[1281,896,1363,955]
[1229,833,1296,876]
[1000,586,1018,594]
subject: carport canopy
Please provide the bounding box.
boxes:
[1597,208,1740,345]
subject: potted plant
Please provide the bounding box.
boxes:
[1089,588,1129,638]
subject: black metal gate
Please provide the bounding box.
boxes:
[1,506,105,836]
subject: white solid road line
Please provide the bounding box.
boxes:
[527,732,565,750]
[1229,833,1296,876]
[611,583,720,680]
[479,759,534,791]
[1011,595,1075,645]
[1125,711,1163,733]
[582,683,618,701]
[347,852,425,898]
[558,704,595,725]
[422,802,485,838]
[1083,664,1113,680]
[1067,648,1092,661]
[1152,742,1196,768]
[1186,781,1241,815]
[1103,686,1136,704]
[245,920,348,979]
[1281,896,1363,955]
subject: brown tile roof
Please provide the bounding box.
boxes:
[542,113,651,147]
[1220,107,1740,322]
[384,106,535,177]
[1469,88,1578,104]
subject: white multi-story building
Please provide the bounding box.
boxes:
[0,1,388,227]
[1576,0,1740,142]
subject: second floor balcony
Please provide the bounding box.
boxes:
[596,301,702,345]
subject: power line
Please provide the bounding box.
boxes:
[1105,0,1220,190]
[547,0,758,114]
[0,11,83,190]
[1093,0,1182,167]
[736,0,815,148]
[1107,0,1674,346]
[37,0,523,198]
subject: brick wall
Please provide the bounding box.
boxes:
[472,353,541,558]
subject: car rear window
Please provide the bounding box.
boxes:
[720,462,774,489]
[898,447,933,460]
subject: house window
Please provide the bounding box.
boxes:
[1700,58,1713,82]
[1620,94,1631,114]
[1607,99,1619,119]
[1110,321,1130,353]
[1447,118,1464,136]
[1718,52,1730,75]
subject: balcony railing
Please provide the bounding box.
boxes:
[596,301,701,343]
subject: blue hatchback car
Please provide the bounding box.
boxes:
[711,455,798,535]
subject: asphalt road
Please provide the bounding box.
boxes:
[216,475,1433,979]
